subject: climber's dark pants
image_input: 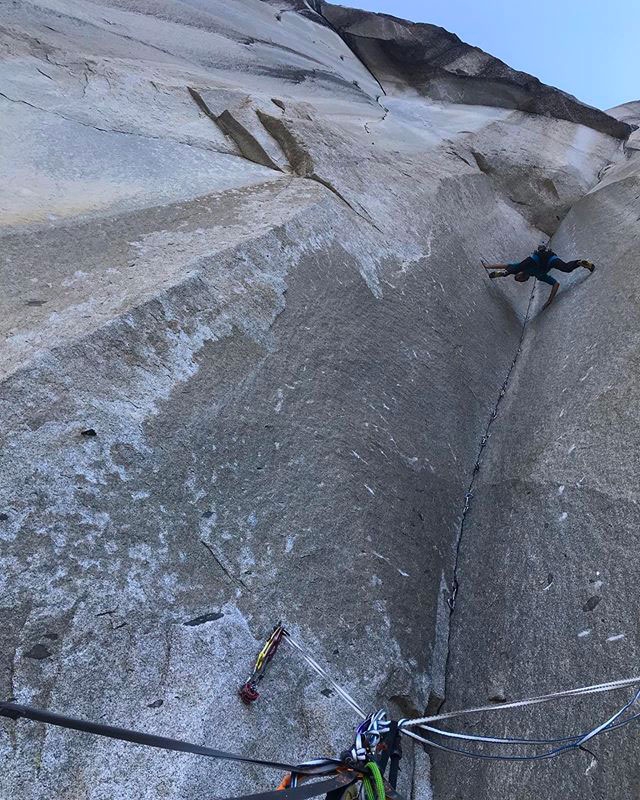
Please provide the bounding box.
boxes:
[551,259,583,273]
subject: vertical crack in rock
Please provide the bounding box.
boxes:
[438,283,537,710]
[200,539,248,590]
[303,0,389,106]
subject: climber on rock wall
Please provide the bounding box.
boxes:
[483,244,595,309]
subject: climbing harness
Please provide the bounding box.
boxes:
[531,249,560,270]
[239,623,286,704]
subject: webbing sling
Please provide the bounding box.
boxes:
[0,702,341,776]
[226,775,357,800]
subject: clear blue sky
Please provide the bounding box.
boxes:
[340,0,638,111]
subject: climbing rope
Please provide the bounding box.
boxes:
[278,625,640,763]
[399,688,640,761]
[401,674,640,726]
[362,762,386,800]
[397,683,640,762]
[283,632,366,719]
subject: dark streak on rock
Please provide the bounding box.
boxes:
[24,644,52,660]
[183,611,225,626]
[200,539,247,589]
[583,595,601,612]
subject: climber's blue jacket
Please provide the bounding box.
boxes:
[505,250,560,285]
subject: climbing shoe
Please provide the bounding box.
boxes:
[488,270,501,279]
[581,260,595,272]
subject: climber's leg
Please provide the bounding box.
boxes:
[552,258,595,273]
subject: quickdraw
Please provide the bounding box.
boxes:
[241,629,403,797]
[344,711,391,766]
[239,623,286,704]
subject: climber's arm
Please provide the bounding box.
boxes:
[540,276,560,308]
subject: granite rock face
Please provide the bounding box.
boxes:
[431,104,640,799]
[0,3,636,800]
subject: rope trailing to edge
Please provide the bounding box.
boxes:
[283,624,640,730]
[400,686,640,762]
[283,632,366,719]
[401,675,640,726]
[280,626,640,761]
